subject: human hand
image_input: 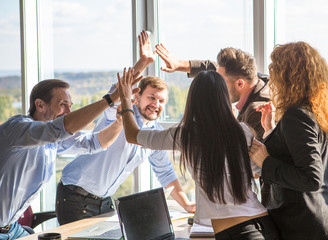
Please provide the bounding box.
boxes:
[117,68,136,102]
[139,30,156,64]
[112,69,142,102]
[256,102,276,132]
[184,203,196,213]
[155,43,181,73]
[249,139,269,168]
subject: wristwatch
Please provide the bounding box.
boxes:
[103,93,115,107]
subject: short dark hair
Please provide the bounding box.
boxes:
[138,76,168,95]
[28,79,70,116]
[217,48,257,83]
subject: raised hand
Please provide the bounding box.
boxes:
[155,43,180,73]
[256,102,276,132]
[139,30,156,64]
[110,70,142,103]
[117,68,138,102]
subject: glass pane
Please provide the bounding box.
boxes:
[0,1,22,123]
[275,0,328,61]
[158,0,254,122]
[158,0,253,202]
[49,0,133,194]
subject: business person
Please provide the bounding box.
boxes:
[56,31,195,225]
[250,41,328,240]
[118,68,279,240]
[155,44,270,141]
[0,76,133,239]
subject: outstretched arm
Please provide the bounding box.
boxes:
[155,43,191,73]
[63,95,115,134]
[118,68,140,144]
[97,107,123,149]
[166,179,196,213]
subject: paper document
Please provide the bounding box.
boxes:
[189,223,215,238]
[169,209,194,221]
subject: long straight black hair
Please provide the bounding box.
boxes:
[173,71,254,204]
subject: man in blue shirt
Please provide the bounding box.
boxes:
[56,32,195,225]
[0,78,125,239]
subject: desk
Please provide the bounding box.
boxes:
[18,211,213,240]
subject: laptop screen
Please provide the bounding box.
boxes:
[117,188,174,240]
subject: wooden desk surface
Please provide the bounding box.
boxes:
[18,212,213,240]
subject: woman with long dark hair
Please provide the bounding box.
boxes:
[118,68,279,239]
[250,42,328,240]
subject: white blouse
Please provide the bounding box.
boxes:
[137,122,266,224]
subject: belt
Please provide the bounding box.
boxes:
[0,225,10,234]
[62,182,107,200]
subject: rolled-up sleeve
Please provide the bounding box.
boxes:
[57,131,104,155]
[7,115,72,147]
[188,60,218,78]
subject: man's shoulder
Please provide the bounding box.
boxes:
[0,114,32,127]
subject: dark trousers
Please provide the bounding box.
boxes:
[56,181,114,225]
[214,215,280,240]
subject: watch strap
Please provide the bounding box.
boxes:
[103,93,114,107]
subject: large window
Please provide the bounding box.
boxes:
[156,0,254,201]
[37,0,134,205]
[275,0,328,61]
[0,1,22,124]
[158,0,254,122]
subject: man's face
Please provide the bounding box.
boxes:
[43,87,72,121]
[217,66,240,103]
[135,85,168,122]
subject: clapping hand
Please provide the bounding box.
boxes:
[117,68,139,102]
[256,102,276,132]
[139,30,156,64]
[155,43,181,73]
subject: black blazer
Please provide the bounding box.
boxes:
[262,107,328,240]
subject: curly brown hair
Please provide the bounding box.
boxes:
[268,41,328,132]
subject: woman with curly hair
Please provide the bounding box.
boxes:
[250,41,328,240]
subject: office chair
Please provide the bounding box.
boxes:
[17,206,57,234]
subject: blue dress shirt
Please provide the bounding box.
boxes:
[0,115,104,227]
[61,104,177,198]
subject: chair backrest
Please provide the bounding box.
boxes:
[17,206,33,227]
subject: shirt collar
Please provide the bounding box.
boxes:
[133,105,156,129]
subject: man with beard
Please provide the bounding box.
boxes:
[155,44,270,141]
[56,34,195,225]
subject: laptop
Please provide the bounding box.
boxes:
[68,188,189,240]
[67,216,122,240]
[116,187,189,240]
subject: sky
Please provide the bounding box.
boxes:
[1,0,328,73]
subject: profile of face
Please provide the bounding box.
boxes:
[41,87,72,121]
[217,66,240,103]
[135,85,168,122]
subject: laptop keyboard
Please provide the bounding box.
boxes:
[97,228,122,238]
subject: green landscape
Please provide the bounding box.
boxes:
[0,70,195,199]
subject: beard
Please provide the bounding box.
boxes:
[229,86,240,103]
[137,104,162,121]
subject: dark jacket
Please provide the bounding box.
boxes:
[188,60,270,141]
[262,107,328,240]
